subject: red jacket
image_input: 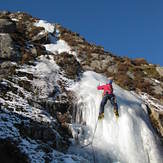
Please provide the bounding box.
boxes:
[97,84,113,95]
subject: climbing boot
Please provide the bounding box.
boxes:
[98,113,104,120]
[114,109,119,119]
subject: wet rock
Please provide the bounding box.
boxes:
[0,18,16,33]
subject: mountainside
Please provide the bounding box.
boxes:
[0,11,163,163]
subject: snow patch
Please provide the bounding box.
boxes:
[44,40,71,54]
[11,18,19,22]
[137,92,163,112]
[34,20,55,33]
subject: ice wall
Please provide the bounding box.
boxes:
[71,71,162,163]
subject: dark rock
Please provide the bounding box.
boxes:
[0,81,10,96]
[0,61,17,69]
[17,122,56,142]
[16,120,70,151]
[147,105,163,141]
[0,18,16,33]
[18,80,33,92]
[15,71,34,80]
[54,52,82,79]
[0,139,29,163]
[0,62,16,79]
[31,31,50,44]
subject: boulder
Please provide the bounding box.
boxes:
[0,33,16,60]
[31,32,50,44]
[0,18,16,33]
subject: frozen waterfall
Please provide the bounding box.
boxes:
[69,71,162,163]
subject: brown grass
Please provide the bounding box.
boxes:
[132,58,148,66]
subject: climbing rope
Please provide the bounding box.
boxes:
[80,118,99,163]
[81,118,99,148]
[82,119,98,163]
[91,143,96,163]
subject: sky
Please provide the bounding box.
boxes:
[1,0,163,66]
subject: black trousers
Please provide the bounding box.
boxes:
[99,93,118,114]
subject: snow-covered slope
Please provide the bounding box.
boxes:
[69,71,162,163]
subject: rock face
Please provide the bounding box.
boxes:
[0,18,16,33]
[0,12,84,163]
[148,106,163,139]
[54,52,82,79]
[0,33,16,60]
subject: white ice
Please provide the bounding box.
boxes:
[70,71,162,163]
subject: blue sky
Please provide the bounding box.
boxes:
[1,0,163,65]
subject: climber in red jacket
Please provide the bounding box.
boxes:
[97,77,119,120]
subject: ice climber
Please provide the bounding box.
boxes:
[97,77,119,120]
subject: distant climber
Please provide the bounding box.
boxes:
[97,77,119,120]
